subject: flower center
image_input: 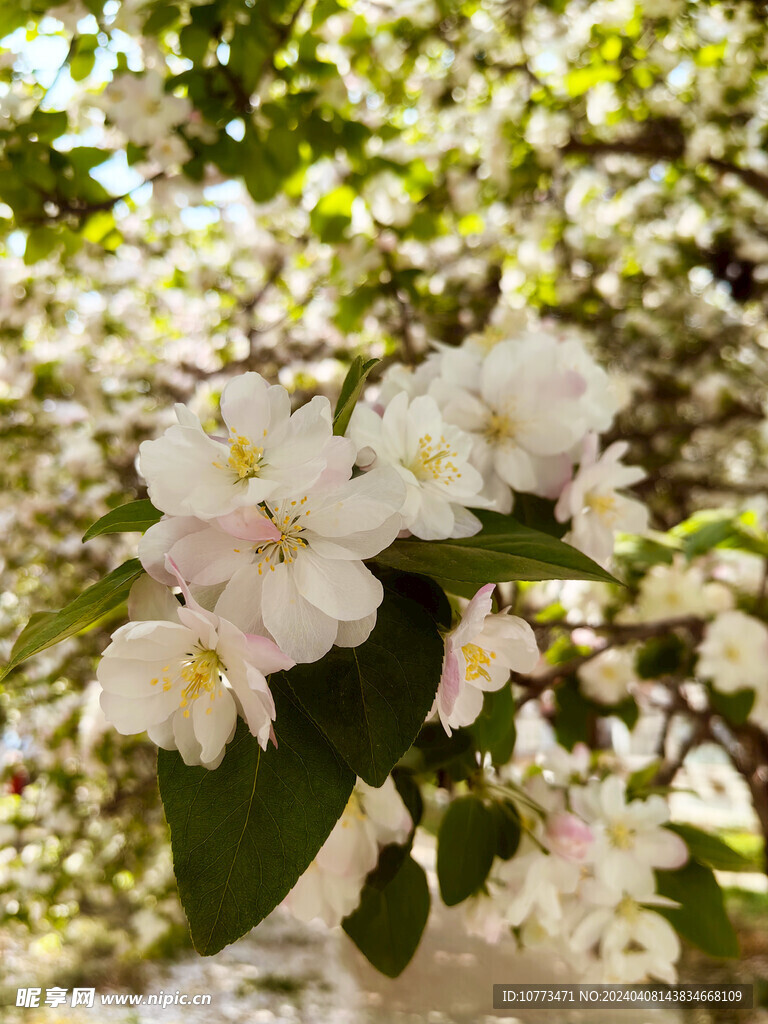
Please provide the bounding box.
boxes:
[227,432,265,479]
[586,491,618,522]
[179,647,225,717]
[253,499,311,574]
[462,642,496,682]
[616,895,641,923]
[410,433,461,483]
[607,822,636,850]
[341,791,366,827]
[723,642,741,663]
[485,411,516,444]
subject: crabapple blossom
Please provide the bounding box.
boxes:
[696,610,768,693]
[570,881,681,984]
[430,339,589,511]
[141,466,406,664]
[97,570,293,769]
[577,647,638,706]
[139,372,344,520]
[545,812,595,862]
[283,777,411,926]
[433,583,539,735]
[555,435,648,567]
[632,556,712,621]
[348,392,487,541]
[100,71,192,147]
[569,776,687,894]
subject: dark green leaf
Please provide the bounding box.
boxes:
[470,684,517,765]
[158,681,355,955]
[667,823,754,872]
[82,499,163,541]
[491,800,521,860]
[343,854,430,977]
[374,511,620,586]
[437,795,496,906]
[333,355,379,436]
[2,560,145,680]
[281,585,443,786]
[709,687,755,725]
[654,861,739,958]
[412,722,474,772]
[635,634,688,679]
[392,769,423,828]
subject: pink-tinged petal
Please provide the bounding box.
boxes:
[545,812,594,862]
[169,525,252,585]
[216,507,282,543]
[138,516,208,584]
[439,649,462,717]
[243,633,295,674]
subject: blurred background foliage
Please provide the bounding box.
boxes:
[2,0,768,996]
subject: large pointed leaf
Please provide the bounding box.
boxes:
[437,795,496,906]
[343,853,430,977]
[281,584,444,787]
[82,498,162,541]
[1,559,145,680]
[373,510,619,586]
[654,861,739,959]
[158,679,355,955]
[333,355,379,436]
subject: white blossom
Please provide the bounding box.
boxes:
[283,777,411,926]
[556,435,648,567]
[348,392,487,541]
[97,572,294,769]
[434,583,539,734]
[696,610,768,693]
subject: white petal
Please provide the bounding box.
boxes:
[335,612,377,648]
[127,575,180,623]
[219,372,271,440]
[214,563,265,635]
[293,549,383,621]
[193,688,237,765]
[138,517,209,584]
[261,563,338,663]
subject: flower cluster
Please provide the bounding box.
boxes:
[96,320,647,769]
[360,319,648,565]
[465,749,688,984]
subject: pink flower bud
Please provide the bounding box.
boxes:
[545,812,594,862]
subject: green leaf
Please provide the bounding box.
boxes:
[281,584,443,786]
[635,634,688,679]
[654,861,739,959]
[333,356,379,436]
[437,796,496,906]
[709,686,755,725]
[158,681,355,955]
[310,184,356,242]
[491,800,521,860]
[2,560,145,681]
[374,511,619,586]
[470,684,517,765]
[82,499,163,541]
[666,823,754,872]
[343,853,430,977]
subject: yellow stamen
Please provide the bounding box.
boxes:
[462,643,493,682]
